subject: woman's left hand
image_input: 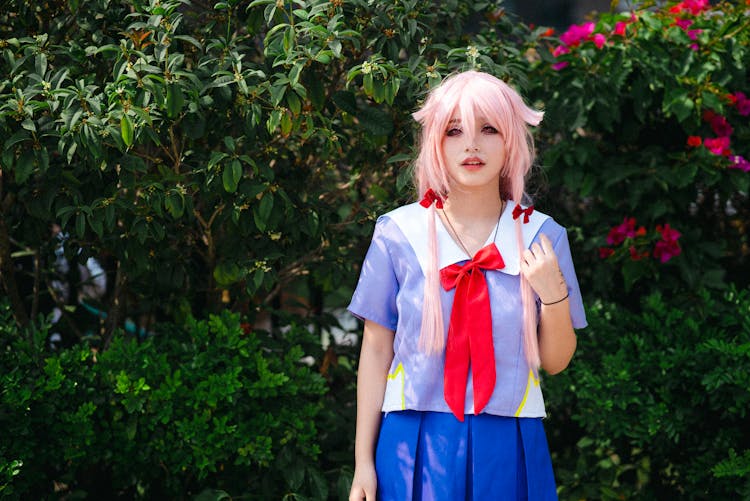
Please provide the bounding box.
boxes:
[519,233,568,304]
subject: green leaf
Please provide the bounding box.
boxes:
[358,106,393,136]
[121,114,134,147]
[15,150,35,184]
[76,212,86,238]
[166,83,184,119]
[254,192,274,231]
[222,159,242,193]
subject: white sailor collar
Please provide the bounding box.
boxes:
[385,201,550,276]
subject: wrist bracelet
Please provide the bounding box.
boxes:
[541,292,569,306]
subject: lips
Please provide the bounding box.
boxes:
[461,156,485,168]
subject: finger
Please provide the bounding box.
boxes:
[539,233,555,255]
[522,248,535,265]
[530,242,543,257]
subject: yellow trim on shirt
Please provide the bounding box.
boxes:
[514,369,540,417]
[387,362,406,410]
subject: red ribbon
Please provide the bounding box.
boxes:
[512,203,534,224]
[439,243,505,421]
[419,188,444,209]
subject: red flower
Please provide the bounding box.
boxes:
[541,28,555,37]
[702,109,717,122]
[703,136,731,155]
[629,246,649,261]
[710,115,733,138]
[687,136,702,147]
[599,247,615,259]
[725,94,738,106]
[613,21,627,36]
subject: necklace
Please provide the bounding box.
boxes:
[442,200,505,258]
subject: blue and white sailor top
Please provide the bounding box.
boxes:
[348,201,587,418]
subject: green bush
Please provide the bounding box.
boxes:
[0,302,327,499]
[543,286,750,499]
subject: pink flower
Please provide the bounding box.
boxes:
[552,61,569,71]
[675,18,694,30]
[690,43,699,51]
[592,33,607,49]
[552,45,570,57]
[560,22,595,47]
[613,21,627,36]
[710,115,733,137]
[704,136,731,155]
[687,29,702,40]
[729,155,750,172]
[687,136,702,147]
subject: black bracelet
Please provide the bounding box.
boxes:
[541,292,569,306]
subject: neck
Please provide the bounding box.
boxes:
[443,187,505,222]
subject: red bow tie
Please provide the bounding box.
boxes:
[512,204,534,224]
[419,189,444,209]
[439,243,505,421]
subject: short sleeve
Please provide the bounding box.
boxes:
[551,227,588,329]
[347,217,399,331]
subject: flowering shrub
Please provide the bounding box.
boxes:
[533,0,750,299]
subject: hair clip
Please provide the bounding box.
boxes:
[512,204,534,224]
[419,189,444,209]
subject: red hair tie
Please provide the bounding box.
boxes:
[512,204,534,224]
[419,189,444,209]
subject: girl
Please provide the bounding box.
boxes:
[347,70,587,501]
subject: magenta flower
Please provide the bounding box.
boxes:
[552,45,570,57]
[560,22,595,47]
[675,18,694,29]
[704,136,730,155]
[552,61,569,71]
[733,92,750,116]
[613,21,627,36]
[592,33,607,49]
[607,217,646,245]
[729,155,750,172]
[653,224,682,263]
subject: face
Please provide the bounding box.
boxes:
[441,114,506,195]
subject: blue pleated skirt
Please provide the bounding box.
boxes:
[375,411,557,501]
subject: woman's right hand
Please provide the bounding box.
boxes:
[349,463,377,501]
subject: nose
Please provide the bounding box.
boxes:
[464,142,479,152]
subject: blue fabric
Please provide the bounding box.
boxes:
[375,411,557,501]
[347,207,587,417]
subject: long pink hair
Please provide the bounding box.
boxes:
[412,70,544,369]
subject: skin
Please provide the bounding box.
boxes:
[348,114,577,501]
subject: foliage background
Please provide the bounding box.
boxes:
[1,0,749,499]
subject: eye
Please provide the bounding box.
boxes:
[446,127,463,137]
[481,124,499,134]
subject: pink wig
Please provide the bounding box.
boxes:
[411,70,544,369]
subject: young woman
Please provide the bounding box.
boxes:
[348,70,587,501]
